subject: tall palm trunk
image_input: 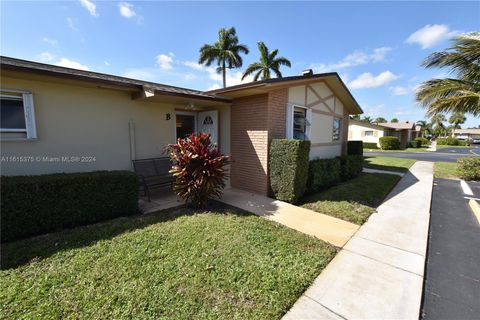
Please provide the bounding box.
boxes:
[222,59,226,88]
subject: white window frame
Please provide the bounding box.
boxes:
[0,89,37,139]
[364,130,374,136]
[286,104,311,140]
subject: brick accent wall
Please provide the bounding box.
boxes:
[230,94,270,195]
[267,88,288,140]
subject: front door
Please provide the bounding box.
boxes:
[198,110,218,145]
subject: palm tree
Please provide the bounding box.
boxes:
[374,117,387,123]
[416,120,433,137]
[416,32,480,117]
[430,114,447,137]
[199,27,249,88]
[448,111,466,129]
[242,42,291,81]
[350,114,361,121]
[362,116,373,123]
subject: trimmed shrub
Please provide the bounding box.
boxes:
[363,142,379,149]
[270,139,311,203]
[307,158,341,193]
[458,140,470,146]
[415,137,429,146]
[446,137,459,146]
[409,139,421,148]
[436,138,447,145]
[340,155,364,180]
[166,133,231,208]
[347,141,363,155]
[379,136,400,150]
[457,157,480,181]
[1,171,138,242]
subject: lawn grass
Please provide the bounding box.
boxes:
[0,202,335,320]
[301,173,401,225]
[434,162,458,179]
[364,147,430,153]
[364,156,416,172]
[436,145,471,149]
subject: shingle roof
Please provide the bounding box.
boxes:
[378,122,416,130]
[0,56,231,102]
[453,128,480,134]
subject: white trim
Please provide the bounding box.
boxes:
[287,103,311,141]
[23,93,37,139]
[0,88,32,94]
[0,128,27,132]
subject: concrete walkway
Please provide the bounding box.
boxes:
[219,188,359,247]
[283,161,434,320]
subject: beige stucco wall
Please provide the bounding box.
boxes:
[288,81,345,159]
[1,75,231,176]
[348,123,384,146]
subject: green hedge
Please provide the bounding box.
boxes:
[457,157,480,181]
[437,137,465,146]
[363,142,379,149]
[458,140,470,146]
[347,141,363,155]
[409,139,421,148]
[340,155,364,180]
[269,139,311,203]
[1,171,139,242]
[307,158,341,192]
[307,155,364,192]
[379,136,400,150]
[415,137,429,146]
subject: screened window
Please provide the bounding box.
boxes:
[333,118,341,140]
[293,107,307,140]
[364,130,374,136]
[1,97,26,131]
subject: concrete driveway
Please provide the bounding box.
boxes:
[422,178,480,320]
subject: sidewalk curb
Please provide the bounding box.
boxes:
[468,199,480,224]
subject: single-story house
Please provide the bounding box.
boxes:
[452,128,480,140]
[1,56,362,196]
[348,120,416,148]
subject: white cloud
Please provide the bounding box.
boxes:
[156,53,174,70]
[67,17,79,31]
[183,60,253,87]
[207,84,222,91]
[79,0,98,17]
[119,2,136,18]
[42,37,58,47]
[39,52,55,62]
[394,110,413,116]
[349,71,400,89]
[310,47,392,73]
[104,61,110,66]
[389,86,409,96]
[406,24,460,49]
[183,61,204,71]
[123,69,156,81]
[55,58,90,71]
[363,104,386,117]
[184,74,196,81]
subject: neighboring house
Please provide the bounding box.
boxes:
[0,56,362,196]
[348,120,416,148]
[452,128,480,140]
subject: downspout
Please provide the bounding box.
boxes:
[129,120,136,166]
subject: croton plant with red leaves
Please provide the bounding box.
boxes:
[166,133,231,208]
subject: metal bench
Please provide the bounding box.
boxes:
[132,157,175,201]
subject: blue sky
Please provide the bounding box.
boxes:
[1,1,479,127]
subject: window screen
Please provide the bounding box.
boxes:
[1,97,26,130]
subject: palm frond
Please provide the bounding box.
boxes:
[242,63,263,80]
